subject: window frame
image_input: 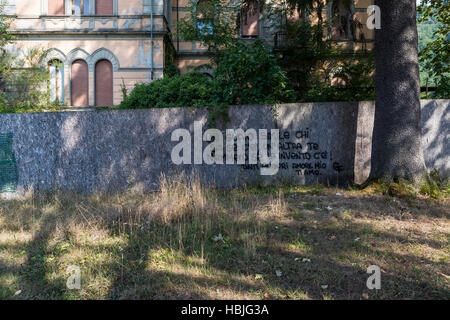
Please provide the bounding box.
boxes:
[195,0,215,36]
[329,0,355,41]
[240,0,260,39]
[72,0,90,16]
[48,60,64,105]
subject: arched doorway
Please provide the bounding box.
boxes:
[95,59,113,106]
[71,60,89,107]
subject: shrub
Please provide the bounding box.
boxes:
[301,53,375,102]
[120,41,295,111]
[119,72,217,109]
[420,169,448,199]
[214,40,295,105]
[0,48,56,113]
[1,9,55,113]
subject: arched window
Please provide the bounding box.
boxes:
[71,60,89,107]
[96,0,113,15]
[196,0,214,35]
[95,60,113,106]
[48,0,65,15]
[241,0,259,38]
[48,60,64,105]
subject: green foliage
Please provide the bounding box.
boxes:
[177,0,374,104]
[370,178,419,200]
[276,20,335,100]
[0,48,55,113]
[164,36,180,78]
[119,72,217,109]
[368,170,449,200]
[0,3,12,47]
[120,79,128,100]
[214,40,295,105]
[177,0,241,63]
[417,13,440,87]
[418,0,450,98]
[125,3,296,112]
[420,169,448,199]
[0,3,13,101]
[0,8,56,113]
[119,41,295,113]
[164,62,181,78]
[271,3,374,102]
[301,53,375,102]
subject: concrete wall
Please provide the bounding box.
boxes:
[0,100,448,194]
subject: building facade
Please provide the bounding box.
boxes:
[3,0,373,107]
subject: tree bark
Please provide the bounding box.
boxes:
[370,0,426,184]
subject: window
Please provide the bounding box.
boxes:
[196,0,214,35]
[241,0,259,37]
[331,1,353,40]
[197,20,213,35]
[48,0,65,15]
[48,60,64,105]
[72,0,90,15]
[96,0,113,15]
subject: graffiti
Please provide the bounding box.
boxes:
[333,162,344,173]
[238,129,336,177]
[170,124,345,179]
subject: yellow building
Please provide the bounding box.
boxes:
[4,0,374,107]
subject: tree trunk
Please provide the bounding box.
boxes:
[370,0,426,184]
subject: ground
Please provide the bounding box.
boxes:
[0,176,448,300]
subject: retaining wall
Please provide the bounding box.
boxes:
[0,100,448,193]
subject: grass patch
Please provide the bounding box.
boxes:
[0,175,448,300]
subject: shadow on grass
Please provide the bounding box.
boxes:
[0,190,448,300]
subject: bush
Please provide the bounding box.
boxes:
[301,53,375,102]
[214,40,295,105]
[434,75,450,99]
[420,169,448,199]
[0,48,57,113]
[1,10,56,113]
[119,41,295,111]
[119,72,217,109]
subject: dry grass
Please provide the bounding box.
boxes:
[0,174,448,300]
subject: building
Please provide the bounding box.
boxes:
[3,0,374,107]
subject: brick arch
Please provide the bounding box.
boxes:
[95,59,113,107]
[89,48,119,71]
[66,48,91,69]
[40,48,66,67]
[71,60,89,107]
